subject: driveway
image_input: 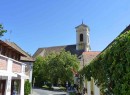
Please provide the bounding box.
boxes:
[31,88,68,95]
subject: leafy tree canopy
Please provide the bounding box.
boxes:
[33,50,80,87]
[80,30,130,95]
[0,24,7,37]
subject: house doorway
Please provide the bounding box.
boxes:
[11,80,20,95]
[0,80,6,95]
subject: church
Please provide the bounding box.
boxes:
[33,22,101,95]
[33,22,100,64]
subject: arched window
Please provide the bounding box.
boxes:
[80,34,83,42]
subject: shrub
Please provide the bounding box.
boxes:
[24,80,31,95]
[42,84,54,90]
[42,85,49,89]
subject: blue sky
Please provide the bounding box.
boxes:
[0,0,130,55]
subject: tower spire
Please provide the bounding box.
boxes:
[82,20,83,24]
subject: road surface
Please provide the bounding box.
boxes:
[32,88,68,95]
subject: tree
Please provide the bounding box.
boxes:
[47,50,79,85]
[0,24,7,37]
[33,50,80,87]
[32,56,47,87]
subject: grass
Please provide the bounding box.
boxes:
[42,85,50,89]
[42,85,54,90]
[59,86,66,91]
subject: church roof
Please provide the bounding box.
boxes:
[33,44,100,64]
[33,44,84,58]
[75,23,89,28]
[5,41,35,62]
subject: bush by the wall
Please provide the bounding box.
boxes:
[24,80,31,95]
[80,30,130,94]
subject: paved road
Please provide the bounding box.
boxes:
[31,88,68,95]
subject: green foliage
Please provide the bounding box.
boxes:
[24,80,31,95]
[69,92,76,95]
[0,24,7,37]
[33,50,79,87]
[59,86,66,91]
[42,85,53,90]
[42,85,49,89]
[80,30,130,94]
[32,56,47,87]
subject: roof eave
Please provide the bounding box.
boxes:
[0,40,26,57]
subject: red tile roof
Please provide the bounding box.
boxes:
[83,51,100,55]
[79,51,100,69]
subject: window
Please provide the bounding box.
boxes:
[80,34,83,42]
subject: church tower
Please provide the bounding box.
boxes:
[75,22,91,51]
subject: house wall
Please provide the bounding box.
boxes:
[24,62,33,83]
[80,53,101,95]
[12,61,22,73]
[82,79,100,95]
[0,56,7,70]
[0,54,27,95]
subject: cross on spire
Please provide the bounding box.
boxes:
[82,20,84,24]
